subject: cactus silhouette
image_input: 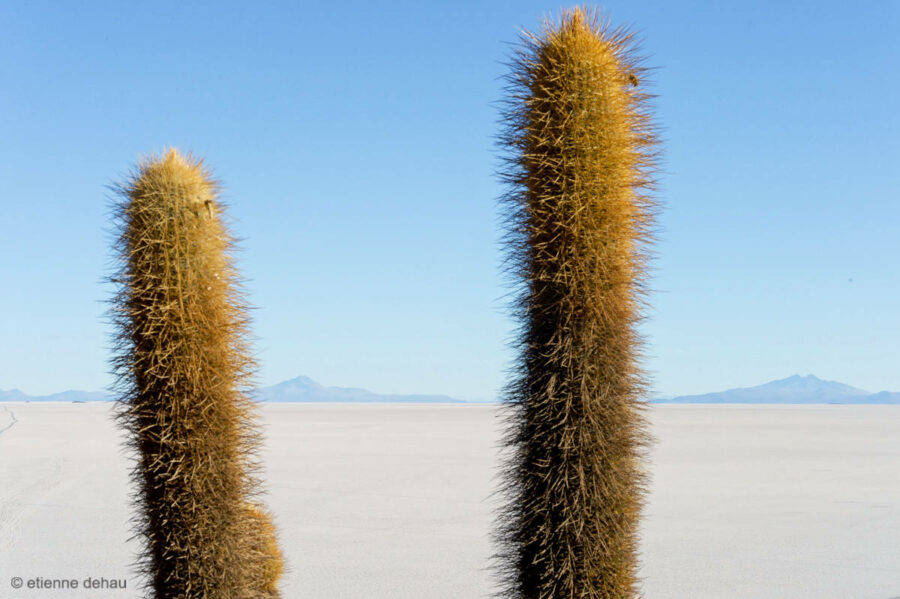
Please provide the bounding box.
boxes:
[111,149,282,598]
[496,8,657,599]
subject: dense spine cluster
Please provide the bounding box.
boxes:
[496,9,657,599]
[111,149,282,598]
[244,502,285,597]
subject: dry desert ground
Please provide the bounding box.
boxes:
[1,403,899,598]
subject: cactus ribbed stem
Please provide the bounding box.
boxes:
[496,9,658,599]
[111,149,282,598]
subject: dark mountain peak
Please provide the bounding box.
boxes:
[773,374,821,385]
[782,374,825,383]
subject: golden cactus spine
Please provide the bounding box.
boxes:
[244,503,285,597]
[111,149,282,598]
[496,9,657,599]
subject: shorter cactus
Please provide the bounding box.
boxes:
[111,149,283,598]
[244,503,285,597]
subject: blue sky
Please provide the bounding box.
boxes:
[1,1,897,399]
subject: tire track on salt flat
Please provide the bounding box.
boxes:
[0,405,65,554]
[0,405,18,436]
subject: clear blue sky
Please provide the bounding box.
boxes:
[1,1,898,398]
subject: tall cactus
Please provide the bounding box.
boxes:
[496,9,657,599]
[111,149,282,598]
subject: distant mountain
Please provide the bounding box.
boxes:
[2,376,464,403]
[257,376,462,403]
[5,374,898,404]
[656,374,900,405]
[861,391,900,405]
[0,389,111,402]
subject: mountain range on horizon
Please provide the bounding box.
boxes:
[257,375,462,403]
[0,375,464,404]
[652,374,900,405]
[2,374,899,404]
